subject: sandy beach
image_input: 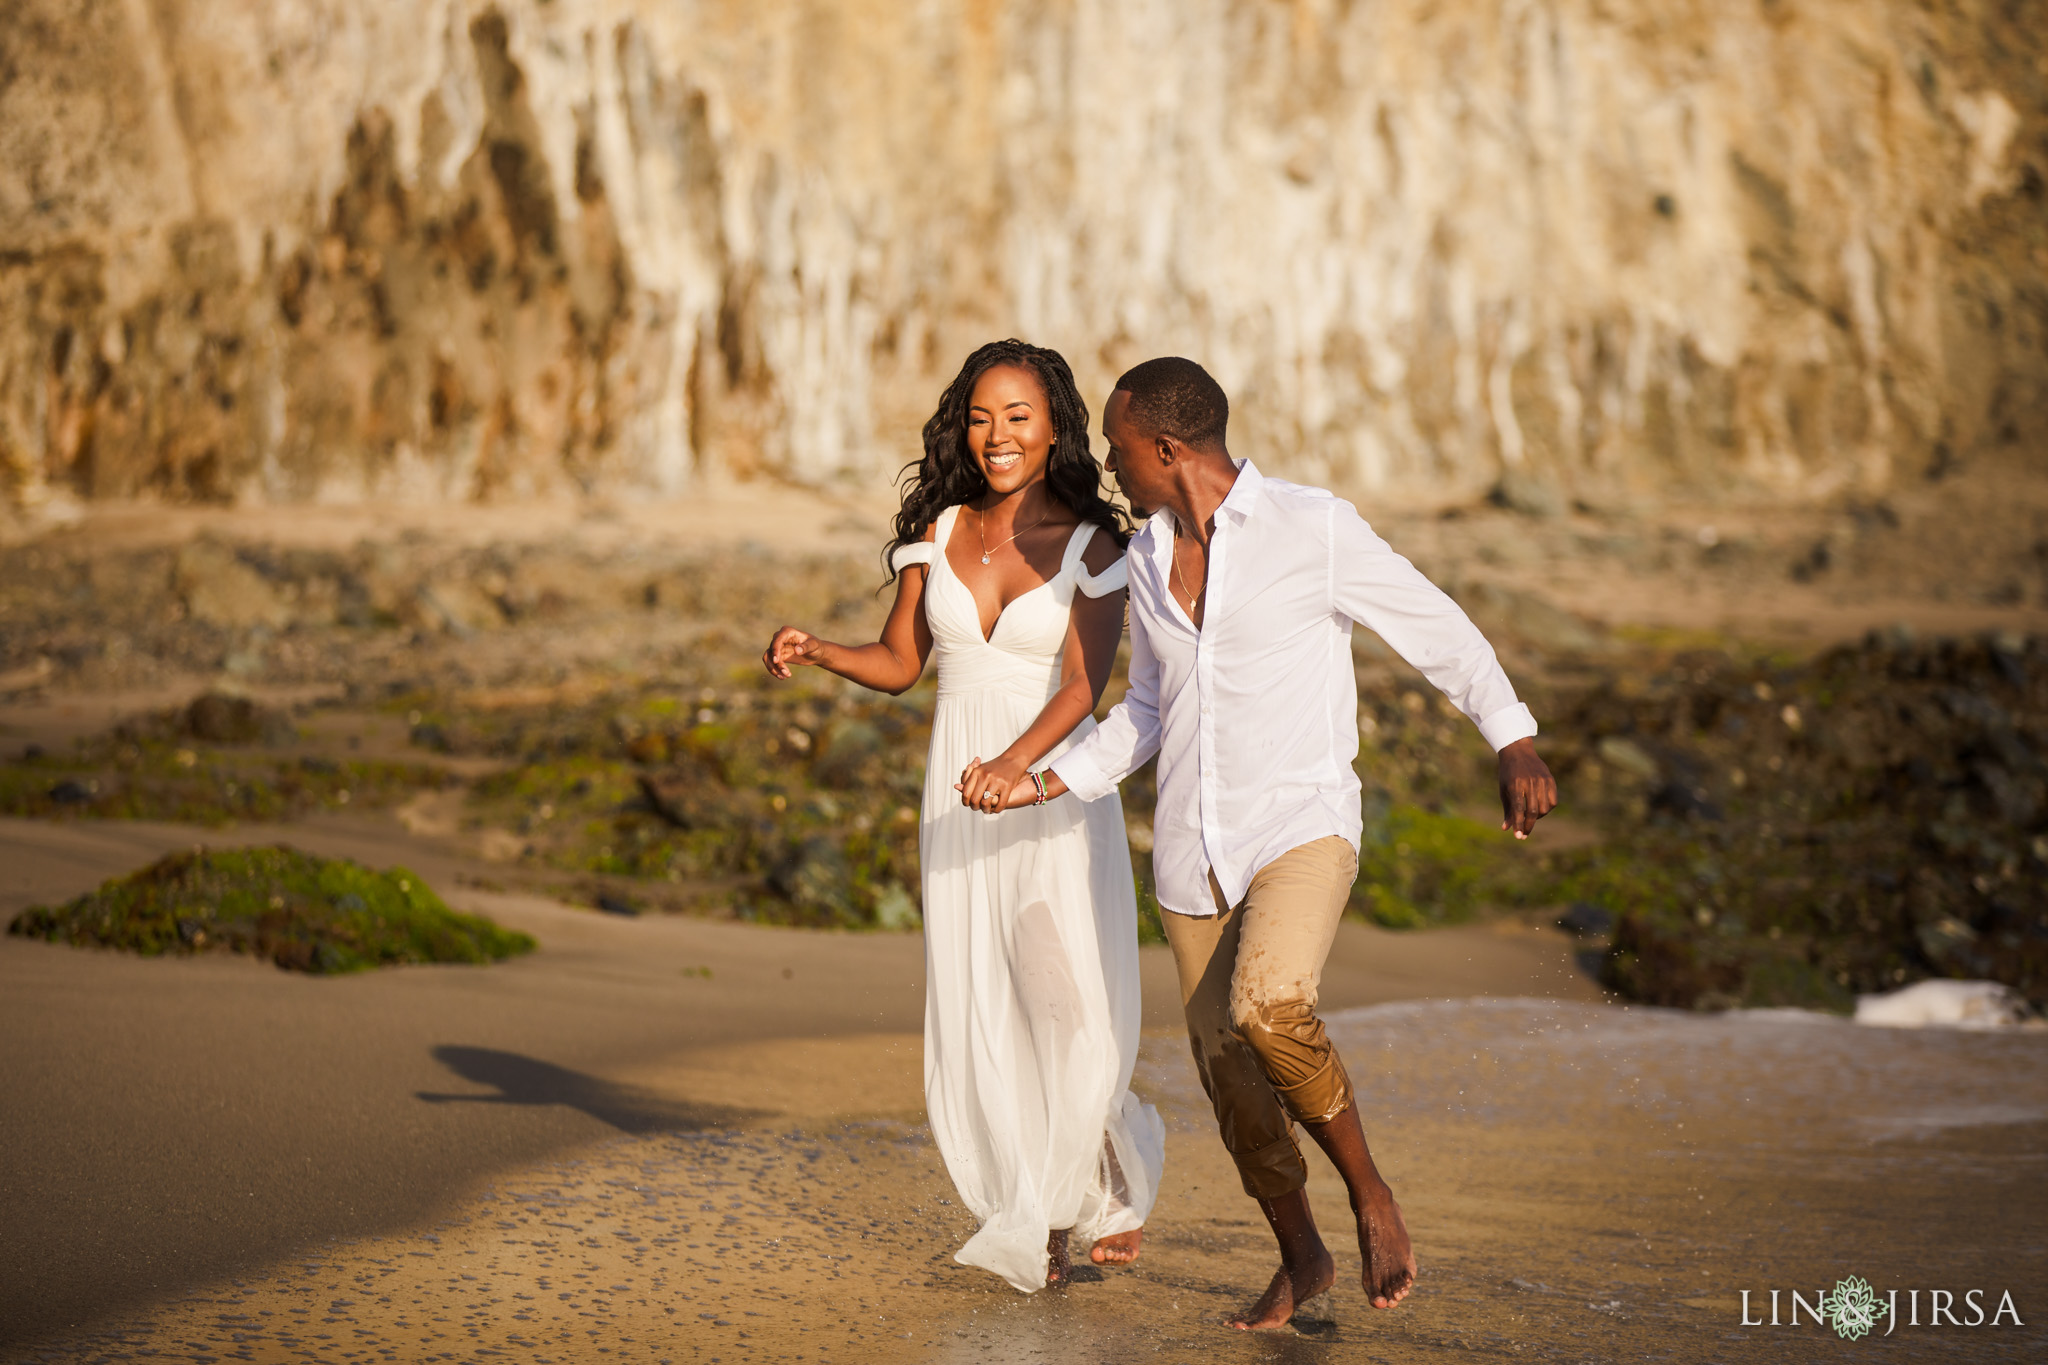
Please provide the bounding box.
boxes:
[6,874,2042,1362]
[4,475,2046,1362]
[1,812,1609,1359]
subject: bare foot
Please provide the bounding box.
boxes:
[1046,1228,1072,1287]
[1356,1185,1416,1309]
[1090,1228,1143,1265]
[1228,1246,1335,1330]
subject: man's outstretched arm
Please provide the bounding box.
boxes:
[1328,502,1557,837]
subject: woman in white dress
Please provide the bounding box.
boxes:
[763,339,1164,1291]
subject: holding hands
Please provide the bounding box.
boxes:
[957,754,1068,813]
[956,753,1031,813]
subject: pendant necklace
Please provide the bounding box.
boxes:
[977,503,1050,565]
[1174,524,1204,617]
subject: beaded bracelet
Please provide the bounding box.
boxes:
[1030,770,1049,805]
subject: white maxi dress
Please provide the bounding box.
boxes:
[892,506,1165,1292]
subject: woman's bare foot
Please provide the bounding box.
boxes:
[1090,1228,1143,1265]
[1045,1228,1072,1287]
[1356,1185,1416,1308]
[1228,1248,1336,1330]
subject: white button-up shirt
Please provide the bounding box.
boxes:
[1050,461,1538,917]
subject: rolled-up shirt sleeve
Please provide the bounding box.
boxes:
[1050,607,1164,801]
[1328,501,1538,752]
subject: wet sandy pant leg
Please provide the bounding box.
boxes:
[1228,837,1358,1125]
[1161,885,1307,1200]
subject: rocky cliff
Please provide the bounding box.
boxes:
[1,0,2042,510]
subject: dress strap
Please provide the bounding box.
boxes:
[894,507,960,572]
[1060,521,1097,573]
[1076,556,1128,599]
[1064,522,1129,598]
[891,541,936,572]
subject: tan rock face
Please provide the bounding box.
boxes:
[0,0,2041,510]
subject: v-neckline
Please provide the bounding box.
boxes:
[940,508,1075,645]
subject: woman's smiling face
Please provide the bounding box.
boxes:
[965,363,1055,496]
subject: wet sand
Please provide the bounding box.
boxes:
[8,986,2043,1363]
[0,814,1603,1358]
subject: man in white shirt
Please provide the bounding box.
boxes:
[963,357,1557,1328]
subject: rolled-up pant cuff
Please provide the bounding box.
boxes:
[1230,1129,1309,1199]
[1269,1051,1355,1126]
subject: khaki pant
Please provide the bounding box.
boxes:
[1160,836,1358,1199]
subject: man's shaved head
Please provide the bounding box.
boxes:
[1113,356,1229,451]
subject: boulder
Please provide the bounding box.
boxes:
[1854,980,2037,1030]
[173,541,291,630]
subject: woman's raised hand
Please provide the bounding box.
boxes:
[763,626,826,680]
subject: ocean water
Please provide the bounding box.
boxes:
[921,999,2048,1363]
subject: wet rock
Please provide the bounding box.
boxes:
[173,541,292,630]
[1916,915,1980,969]
[1649,779,1721,821]
[1489,471,1566,519]
[813,720,883,788]
[1595,735,1661,780]
[638,755,738,829]
[1855,979,2037,1029]
[183,692,293,745]
[1556,902,1613,937]
[771,836,855,920]
[417,578,505,637]
[409,721,451,752]
[871,882,920,931]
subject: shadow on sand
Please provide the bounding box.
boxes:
[417,1045,763,1133]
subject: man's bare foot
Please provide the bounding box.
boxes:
[1356,1184,1416,1308]
[1090,1228,1143,1265]
[1046,1228,1072,1287]
[1228,1247,1336,1330]
[1298,1102,1418,1309]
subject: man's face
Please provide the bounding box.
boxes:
[1101,390,1165,517]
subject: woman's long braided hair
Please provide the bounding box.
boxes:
[882,339,1130,586]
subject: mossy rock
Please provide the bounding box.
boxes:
[1603,908,1854,1013]
[7,845,535,974]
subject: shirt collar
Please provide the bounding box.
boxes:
[1217,458,1264,524]
[1149,458,1263,571]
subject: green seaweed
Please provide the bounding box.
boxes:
[1352,802,1538,928]
[8,845,534,973]
[0,738,450,826]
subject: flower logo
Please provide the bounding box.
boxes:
[1820,1275,1888,1341]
